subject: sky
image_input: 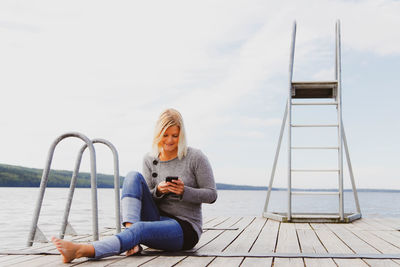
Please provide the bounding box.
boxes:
[0,0,399,190]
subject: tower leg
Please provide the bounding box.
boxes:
[263,102,288,214]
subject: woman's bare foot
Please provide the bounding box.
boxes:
[126,245,142,256]
[51,236,95,263]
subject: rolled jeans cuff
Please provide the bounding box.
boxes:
[92,236,121,259]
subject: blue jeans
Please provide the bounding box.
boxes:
[92,171,184,258]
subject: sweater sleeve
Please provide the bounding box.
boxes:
[142,156,164,200]
[181,151,218,204]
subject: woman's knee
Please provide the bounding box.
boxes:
[122,171,145,198]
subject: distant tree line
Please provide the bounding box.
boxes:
[8,163,395,191]
[0,163,270,190]
[0,163,122,188]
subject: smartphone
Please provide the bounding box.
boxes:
[165,176,178,183]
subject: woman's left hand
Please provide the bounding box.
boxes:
[167,179,185,195]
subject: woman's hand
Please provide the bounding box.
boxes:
[167,179,184,195]
[156,179,185,196]
[156,181,170,196]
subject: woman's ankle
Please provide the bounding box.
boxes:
[76,244,95,258]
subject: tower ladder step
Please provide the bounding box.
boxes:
[292,102,338,106]
[291,146,339,150]
[291,124,339,127]
[291,169,339,172]
[292,191,340,196]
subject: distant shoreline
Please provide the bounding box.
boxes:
[1,185,399,193]
[1,163,399,192]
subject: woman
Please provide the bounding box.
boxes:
[52,108,217,263]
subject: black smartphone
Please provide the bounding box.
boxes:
[165,176,178,183]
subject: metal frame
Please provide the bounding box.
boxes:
[263,20,361,223]
[27,132,123,246]
[59,138,121,239]
[27,132,98,246]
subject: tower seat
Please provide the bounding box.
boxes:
[291,81,338,99]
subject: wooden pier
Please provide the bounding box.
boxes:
[1,217,400,266]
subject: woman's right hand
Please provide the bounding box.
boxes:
[156,181,170,196]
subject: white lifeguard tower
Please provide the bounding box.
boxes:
[263,21,361,223]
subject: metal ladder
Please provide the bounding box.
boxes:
[27,132,121,246]
[263,21,361,223]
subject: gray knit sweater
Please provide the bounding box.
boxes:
[142,147,217,239]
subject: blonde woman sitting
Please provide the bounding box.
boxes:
[52,108,218,263]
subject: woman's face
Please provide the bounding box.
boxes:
[160,125,180,154]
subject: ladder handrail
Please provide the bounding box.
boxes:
[59,138,121,240]
[263,102,288,214]
[287,20,297,220]
[336,19,344,221]
[27,132,98,246]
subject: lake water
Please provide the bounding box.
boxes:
[0,187,399,250]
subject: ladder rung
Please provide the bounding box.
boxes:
[292,102,338,106]
[291,169,339,172]
[292,191,340,196]
[291,146,339,150]
[292,81,338,89]
[291,124,338,127]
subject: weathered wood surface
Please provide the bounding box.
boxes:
[3,217,400,266]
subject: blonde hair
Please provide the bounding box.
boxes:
[152,108,188,159]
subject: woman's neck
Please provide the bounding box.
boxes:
[159,149,178,161]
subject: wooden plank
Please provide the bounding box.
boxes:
[182,217,253,266]
[314,227,354,254]
[361,259,400,267]
[351,219,379,230]
[0,242,60,265]
[309,223,328,230]
[371,218,400,231]
[250,219,280,253]
[297,229,328,254]
[333,259,370,267]
[175,217,243,266]
[294,223,312,230]
[314,224,368,266]
[0,255,45,266]
[326,224,378,253]
[139,255,188,267]
[0,241,56,265]
[196,217,254,253]
[305,259,336,267]
[157,217,249,267]
[326,223,395,266]
[274,222,303,267]
[350,230,400,254]
[107,255,159,266]
[195,217,243,249]
[203,216,217,225]
[361,218,396,230]
[203,216,230,229]
[173,256,215,267]
[296,226,336,267]
[273,257,304,267]
[210,217,266,266]
[371,230,400,249]
[11,255,65,267]
[241,257,272,267]
[240,219,277,267]
[207,257,243,266]
[224,217,266,253]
